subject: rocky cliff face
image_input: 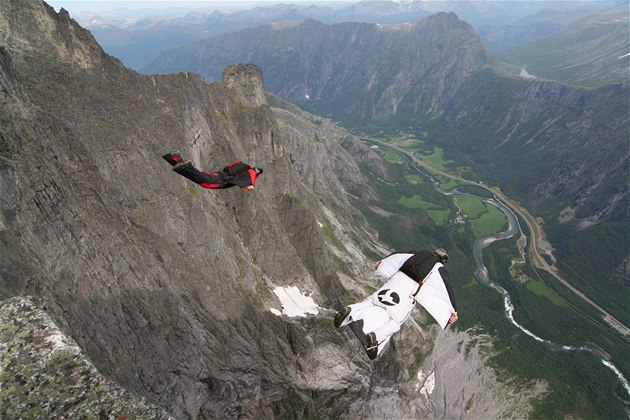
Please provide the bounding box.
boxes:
[0,1,539,418]
[1,297,172,419]
[0,1,376,417]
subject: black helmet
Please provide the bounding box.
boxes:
[434,248,448,264]
[254,166,263,175]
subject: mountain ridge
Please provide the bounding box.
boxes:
[1,0,538,417]
[143,13,491,120]
[497,11,629,88]
[80,0,625,69]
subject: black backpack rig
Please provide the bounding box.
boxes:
[222,161,251,178]
[399,251,443,286]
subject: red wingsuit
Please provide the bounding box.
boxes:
[163,152,262,190]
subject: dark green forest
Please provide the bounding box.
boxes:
[351,138,630,419]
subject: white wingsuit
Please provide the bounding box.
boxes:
[338,252,456,357]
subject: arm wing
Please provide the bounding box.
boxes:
[416,264,456,329]
[374,253,414,278]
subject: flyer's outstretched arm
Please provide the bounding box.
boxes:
[417,265,458,329]
[440,266,458,325]
[374,252,414,278]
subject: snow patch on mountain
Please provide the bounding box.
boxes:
[271,286,321,317]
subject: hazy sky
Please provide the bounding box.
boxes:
[47,0,613,17]
[48,0,349,13]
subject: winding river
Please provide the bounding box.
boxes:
[387,143,630,403]
[469,194,630,402]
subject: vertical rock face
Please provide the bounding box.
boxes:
[0,1,540,418]
[0,0,103,68]
[0,0,381,417]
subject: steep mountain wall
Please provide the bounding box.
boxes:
[0,1,380,417]
[443,70,629,223]
[496,12,629,88]
[0,1,542,418]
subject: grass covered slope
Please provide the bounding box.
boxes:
[497,12,630,89]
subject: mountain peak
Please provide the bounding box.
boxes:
[423,11,473,30]
[222,63,267,107]
[0,0,116,70]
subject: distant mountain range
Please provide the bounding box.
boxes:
[77,0,625,69]
[144,14,491,120]
[477,1,628,52]
[497,11,629,88]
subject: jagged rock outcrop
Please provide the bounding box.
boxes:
[0,1,540,418]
